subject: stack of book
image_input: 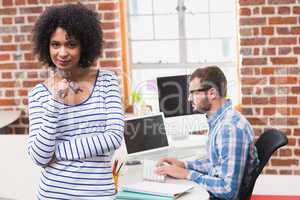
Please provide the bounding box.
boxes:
[116,181,193,200]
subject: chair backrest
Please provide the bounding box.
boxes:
[238,128,288,200]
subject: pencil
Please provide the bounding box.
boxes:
[116,162,123,175]
[112,160,118,175]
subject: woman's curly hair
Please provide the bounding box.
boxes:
[32,3,103,68]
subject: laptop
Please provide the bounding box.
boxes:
[124,113,198,161]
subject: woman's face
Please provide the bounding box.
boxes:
[49,27,81,71]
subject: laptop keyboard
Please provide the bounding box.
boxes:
[142,159,166,182]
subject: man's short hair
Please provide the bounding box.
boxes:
[190,66,227,97]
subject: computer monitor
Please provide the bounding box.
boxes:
[156,75,208,138]
[156,75,193,118]
[124,113,169,158]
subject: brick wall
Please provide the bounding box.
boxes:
[0,0,123,134]
[239,0,300,174]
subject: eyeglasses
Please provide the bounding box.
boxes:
[189,86,211,96]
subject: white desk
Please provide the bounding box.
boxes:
[118,164,210,200]
[0,135,40,200]
[0,135,297,199]
[0,111,21,128]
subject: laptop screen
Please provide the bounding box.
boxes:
[124,113,169,155]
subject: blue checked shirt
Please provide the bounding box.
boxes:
[185,100,259,200]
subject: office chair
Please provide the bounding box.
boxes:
[238,128,288,200]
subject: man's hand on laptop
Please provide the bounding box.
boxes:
[155,163,189,179]
[155,157,188,179]
[156,157,185,168]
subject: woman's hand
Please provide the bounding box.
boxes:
[56,79,69,99]
[44,74,69,100]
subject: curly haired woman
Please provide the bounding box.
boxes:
[27,4,124,199]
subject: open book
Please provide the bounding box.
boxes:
[118,181,193,199]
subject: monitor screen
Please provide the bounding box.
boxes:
[124,113,169,155]
[157,75,194,118]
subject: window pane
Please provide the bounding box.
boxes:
[185,0,209,13]
[210,0,235,12]
[187,39,236,62]
[153,0,177,14]
[154,15,178,39]
[185,14,209,38]
[210,13,236,37]
[132,41,179,63]
[129,0,153,15]
[130,16,153,40]
[187,39,224,62]
[222,38,236,60]
[220,66,239,106]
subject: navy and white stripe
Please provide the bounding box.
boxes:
[27,70,124,200]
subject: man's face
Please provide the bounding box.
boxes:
[188,77,211,114]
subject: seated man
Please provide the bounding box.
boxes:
[156,66,259,200]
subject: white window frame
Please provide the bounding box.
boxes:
[127,0,239,109]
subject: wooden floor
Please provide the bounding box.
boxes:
[252,195,300,200]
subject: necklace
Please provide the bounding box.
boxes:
[55,68,83,99]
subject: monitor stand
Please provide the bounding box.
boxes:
[164,114,208,140]
[125,160,142,165]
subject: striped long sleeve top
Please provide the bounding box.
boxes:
[185,100,259,200]
[27,70,124,200]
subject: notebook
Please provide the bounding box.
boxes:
[116,191,173,200]
[120,181,193,199]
